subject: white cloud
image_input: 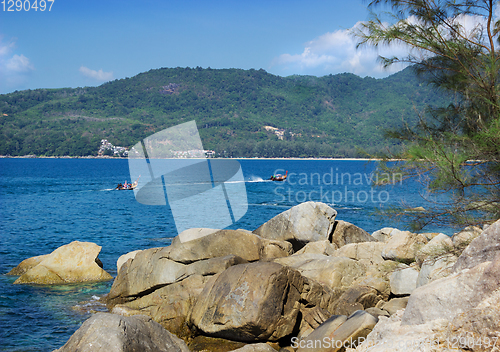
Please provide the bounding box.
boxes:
[79,66,113,81]
[271,23,408,78]
[6,54,34,72]
[271,12,490,78]
[0,36,35,90]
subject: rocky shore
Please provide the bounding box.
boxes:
[8,201,500,351]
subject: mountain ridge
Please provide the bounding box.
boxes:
[0,66,447,157]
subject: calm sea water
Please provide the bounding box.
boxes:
[0,158,451,351]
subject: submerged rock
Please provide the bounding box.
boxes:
[14,241,112,285]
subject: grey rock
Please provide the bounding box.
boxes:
[190,262,303,342]
[402,256,500,325]
[253,201,337,251]
[381,231,428,264]
[416,253,458,287]
[330,220,376,248]
[389,264,419,295]
[378,297,409,315]
[230,344,278,352]
[53,313,189,352]
[298,310,378,352]
[453,219,500,272]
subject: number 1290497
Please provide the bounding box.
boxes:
[2,0,54,11]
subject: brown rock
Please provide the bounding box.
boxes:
[190,262,303,342]
[14,241,112,285]
[330,220,376,248]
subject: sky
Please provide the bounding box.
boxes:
[1,0,495,95]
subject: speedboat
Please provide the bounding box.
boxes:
[269,171,288,181]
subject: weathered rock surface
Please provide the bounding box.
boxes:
[331,286,387,316]
[7,254,49,275]
[295,240,338,256]
[253,201,337,251]
[175,227,220,244]
[53,313,190,352]
[333,242,386,265]
[350,309,450,352]
[298,310,378,352]
[273,254,366,291]
[230,343,278,352]
[416,254,458,288]
[453,219,500,272]
[190,262,303,342]
[446,288,500,352]
[402,256,500,325]
[389,264,419,295]
[415,233,453,265]
[451,225,483,249]
[330,220,377,248]
[112,274,209,339]
[108,230,292,305]
[381,231,428,264]
[14,241,112,285]
[377,297,409,316]
[116,250,141,274]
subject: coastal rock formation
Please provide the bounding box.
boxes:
[330,220,377,248]
[99,203,500,351]
[13,241,112,285]
[190,262,303,342]
[389,264,419,295]
[298,310,378,352]
[7,254,49,275]
[53,313,190,352]
[381,231,428,264]
[452,219,500,272]
[253,201,337,251]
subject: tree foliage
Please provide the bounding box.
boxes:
[0,67,446,158]
[355,0,500,228]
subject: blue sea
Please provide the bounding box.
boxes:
[0,158,452,351]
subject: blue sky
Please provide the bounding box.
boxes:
[0,0,404,94]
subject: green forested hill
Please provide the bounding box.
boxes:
[0,66,447,157]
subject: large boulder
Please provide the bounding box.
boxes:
[381,231,428,264]
[253,202,337,251]
[108,253,247,305]
[297,310,378,352]
[389,264,419,295]
[190,262,303,342]
[402,256,500,325]
[108,230,292,305]
[7,254,49,275]
[112,274,209,339]
[416,254,458,288]
[415,233,453,265]
[451,225,483,249]
[167,229,292,264]
[351,309,449,352]
[330,220,376,248]
[53,313,189,352]
[14,241,112,285]
[446,288,500,352]
[273,254,366,291]
[453,219,500,272]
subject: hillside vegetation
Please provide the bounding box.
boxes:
[0,66,448,157]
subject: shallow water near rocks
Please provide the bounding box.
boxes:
[0,158,452,351]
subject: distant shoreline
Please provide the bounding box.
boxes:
[0,155,392,161]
